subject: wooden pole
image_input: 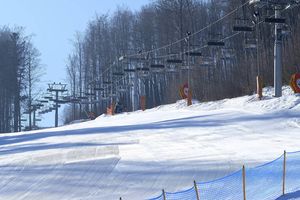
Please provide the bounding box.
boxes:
[140,96,146,111]
[257,75,263,100]
[187,89,192,106]
[243,165,246,200]
[283,150,286,196]
[194,180,200,200]
[162,189,166,200]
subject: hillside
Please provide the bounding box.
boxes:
[0,86,299,200]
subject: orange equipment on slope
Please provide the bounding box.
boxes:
[179,83,189,99]
[107,102,115,116]
[140,96,146,111]
[290,73,300,93]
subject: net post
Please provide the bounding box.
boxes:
[256,75,263,100]
[194,180,200,200]
[162,189,166,200]
[243,165,246,200]
[283,150,286,196]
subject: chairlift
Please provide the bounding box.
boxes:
[113,72,125,76]
[124,68,136,73]
[150,64,165,69]
[62,96,71,101]
[232,17,254,32]
[167,59,183,64]
[78,96,89,100]
[264,18,286,24]
[44,96,52,100]
[127,56,147,61]
[136,67,150,71]
[185,52,202,57]
[36,104,44,108]
[54,99,70,104]
[207,41,225,46]
[233,26,254,32]
[94,87,104,91]
[150,64,165,73]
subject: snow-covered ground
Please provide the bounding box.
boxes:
[0,86,300,200]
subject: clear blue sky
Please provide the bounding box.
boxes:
[0,0,149,127]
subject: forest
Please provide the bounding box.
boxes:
[64,0,300,123]
[0,27,41,133]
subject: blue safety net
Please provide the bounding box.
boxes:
[246,155,283,200]
[148,193,164,200]
[147,152,300,200]
[286,151,300,194]
[165,186,197,200]
[196,169,243,200]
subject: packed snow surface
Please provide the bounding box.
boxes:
[0,86,300,199]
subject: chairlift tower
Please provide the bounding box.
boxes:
[274,7,283,97]
[186,32,192,106]
[119,55,140,111]
[47,82,68,127]
[250,0,299,97]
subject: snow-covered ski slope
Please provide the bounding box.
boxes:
[0,86,300,200]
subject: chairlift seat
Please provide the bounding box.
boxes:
[167,59,183,64]
[103,81,113,85]
[207,41,225,46]
[150,64,165,68]
[94,87,104,91]
[78,96,89,100]
[264,18,286,24]
[124,69,136,73]
[113,72,124,76]
[233,26,254,32]
[185,52,202,56]
[136,67,150,71]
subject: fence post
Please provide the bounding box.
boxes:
[283,150,286,196]
[243,165,246,200]
[194,180,200,200]
[162,189,166,200]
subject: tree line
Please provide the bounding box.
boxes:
[64,0,300,123]
[0,27,42,133]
